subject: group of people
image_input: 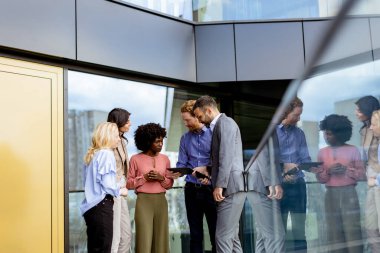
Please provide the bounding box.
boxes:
[80,94,380,253]
[263,95,380,253]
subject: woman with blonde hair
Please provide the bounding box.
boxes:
[80,122,128,253]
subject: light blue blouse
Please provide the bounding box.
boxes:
[80,149,119,215]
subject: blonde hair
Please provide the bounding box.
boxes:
[372,110,380,127]
[180,100,196,116]
[84,122,119,165]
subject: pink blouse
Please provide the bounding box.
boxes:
[316,144,365,187]
[127,153,173,193]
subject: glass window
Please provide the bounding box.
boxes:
[246,3,380,251]
[292,61,380,252]
[117,0,380,22]
[68,70,211,252]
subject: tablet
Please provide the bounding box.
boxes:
[168,167,193,175]
[298,162,323,171]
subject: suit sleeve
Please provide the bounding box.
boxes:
[257,136,281,187]
[215,119,235,188]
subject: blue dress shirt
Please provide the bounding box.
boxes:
[80,149,119,215]
[276,124,311,179]
[176,126,212,184]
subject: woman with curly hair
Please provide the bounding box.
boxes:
[312,114,365,253]
[127,123,173,253]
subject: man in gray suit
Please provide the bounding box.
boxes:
[193,95,246,253]
[246,131,285,252]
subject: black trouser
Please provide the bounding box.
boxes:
[185,182,217,253]
[83,194,114,253]
[281,178,307,252]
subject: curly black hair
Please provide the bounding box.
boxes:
[134,123,167,152]
[319,114,352,144]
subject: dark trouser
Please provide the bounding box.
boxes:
[325,185,363,253]
[83,194,114,253]
[281,178,307,252]
[185,182,217,253]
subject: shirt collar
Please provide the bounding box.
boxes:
[210,113,222,132]
[278,123,295,131]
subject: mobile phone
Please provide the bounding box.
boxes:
[195,171,210,179]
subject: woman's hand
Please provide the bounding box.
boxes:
[144,172,154,181]
[368,177,377,187]
[328,163,346,175]
[119,187,129,197]
[147,170,165,182]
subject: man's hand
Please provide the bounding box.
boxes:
[213,187,225,202]
[283,163,298,172]
[192,166,210,185]
[167,171,181,179]
[283,163,298,183]
[267,185,283,200]
[309,166,323,174]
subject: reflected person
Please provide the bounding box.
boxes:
[276,97,311,252]
[367,109,380,188]
[107,108,132,253]
[355,95,380,252]
[193,95,246,253]
[312,114,364,253]
[246,130,285,252]
[126,123,173,253]
[173,100,217,253]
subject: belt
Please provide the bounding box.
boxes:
[185,182,212,189]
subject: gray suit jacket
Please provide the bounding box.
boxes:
[246,131,282,195]
[211,113,245,196]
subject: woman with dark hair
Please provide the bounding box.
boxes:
[127,123,173,253]
[312,114,365,253]
[107,108,132,253]
[355,96,380,251]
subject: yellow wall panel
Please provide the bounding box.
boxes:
[0,57,63,253]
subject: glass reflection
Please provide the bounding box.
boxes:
[119,0,380,22]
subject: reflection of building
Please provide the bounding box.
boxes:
[68,110,107,190]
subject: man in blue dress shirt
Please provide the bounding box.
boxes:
[175,100,217,253]
[276,97,311,253]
